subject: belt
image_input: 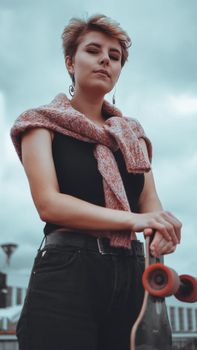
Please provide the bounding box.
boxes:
[43,229,144,257]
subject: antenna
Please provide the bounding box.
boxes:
[0,243,18,267]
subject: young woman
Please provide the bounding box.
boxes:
[11,14,181,350]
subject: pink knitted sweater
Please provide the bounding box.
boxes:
[10,93,152,248]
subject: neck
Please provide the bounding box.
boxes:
[70,90,107,126]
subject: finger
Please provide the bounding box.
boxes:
[150,235,163,251]
[158,218,178,244]
[144,228,154,236]
[158,241,177,256]
[150,231,163,246]
[151,239,166,254]
[148,220,173,242]
[165,212,182,242]
[150,231,164,256]
[160,243,176,255]
[163,245,176,255]
[150,232,176,256]
[163,212,182,243]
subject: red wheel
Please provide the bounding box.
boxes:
[175,275,197,303]
[142,263,181,297]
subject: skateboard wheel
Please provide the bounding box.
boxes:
[175,274,197,303]
[142,263,180,297]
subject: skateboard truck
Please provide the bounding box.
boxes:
[140,236,197,303]
[130,235,197,350]
[142,263,197,303]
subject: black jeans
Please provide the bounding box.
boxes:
[16,234,145,350]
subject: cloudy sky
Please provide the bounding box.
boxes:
[0,0,197,282]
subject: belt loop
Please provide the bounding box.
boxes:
[97,238,107,255]
[38,235,46,252]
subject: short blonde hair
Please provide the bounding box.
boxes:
[61,14,132,75]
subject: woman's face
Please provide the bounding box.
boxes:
[66,31,122,96]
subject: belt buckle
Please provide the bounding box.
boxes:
[97,237,110,255]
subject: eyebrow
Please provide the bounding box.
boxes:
[85,42,121,56]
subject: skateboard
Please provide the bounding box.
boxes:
[130,236,197,350]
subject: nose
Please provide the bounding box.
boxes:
[99,53,110,65]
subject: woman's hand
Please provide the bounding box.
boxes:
[131,211,182,244]
[144,229,177,257]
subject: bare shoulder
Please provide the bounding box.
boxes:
[21,128,56,173]
[21,128,52,167]
[21,127,59,218]
[21,128,54,142]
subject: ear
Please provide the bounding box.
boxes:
[65,55,74,75]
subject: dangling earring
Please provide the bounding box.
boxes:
[69,84,74,97]
[69,73,75,97]
[112,87,116,105]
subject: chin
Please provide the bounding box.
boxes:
[88,82,113,95]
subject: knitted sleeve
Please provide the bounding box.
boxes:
[125,116,152,164]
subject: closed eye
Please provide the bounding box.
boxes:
[86,49,120,61]
[87,49,98,54]
[110,55,120,61]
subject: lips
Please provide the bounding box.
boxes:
[94,69,110,78]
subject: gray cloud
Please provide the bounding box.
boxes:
[1,0,197,120]
[1,0,197,279]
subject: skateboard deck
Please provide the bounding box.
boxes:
[130,236,197,350]
[130,236,172,350]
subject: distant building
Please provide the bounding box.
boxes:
[166,297,197,349]
[0,270,197,350]
[0,270,28,333]
[5,271,28,308]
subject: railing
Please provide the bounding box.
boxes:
[0,332,18,350]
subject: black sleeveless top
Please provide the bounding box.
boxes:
[44,132,145,235]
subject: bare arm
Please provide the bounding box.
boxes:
[21,128,181,241]
[21,128,134,232]
[138,139,182,255]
